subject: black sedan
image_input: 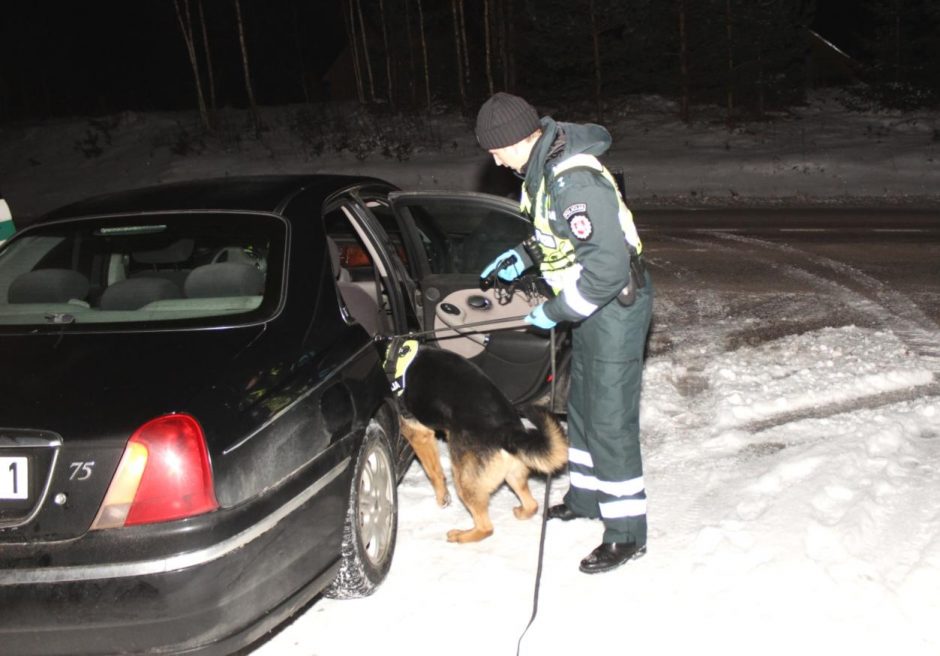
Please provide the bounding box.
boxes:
[0,175,562,655]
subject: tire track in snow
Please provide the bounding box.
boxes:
[711,231,940,365]
[743,385,940,434]
[652,231,938,432]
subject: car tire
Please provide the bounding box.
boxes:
[324,419,398,599]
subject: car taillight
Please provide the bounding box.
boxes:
[91,414,218,530]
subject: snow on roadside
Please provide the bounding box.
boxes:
[707,325,933,428]
[3,90,940,224]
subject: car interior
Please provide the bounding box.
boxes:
[323,204,402,337]
[373,193,562,403]
[0,217,274,325]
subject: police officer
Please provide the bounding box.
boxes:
[475,93,653,574]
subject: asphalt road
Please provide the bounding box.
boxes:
[636,208,940,360]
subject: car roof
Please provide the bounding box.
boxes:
[40,174,389,221]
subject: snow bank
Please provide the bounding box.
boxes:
[3,90,940,223]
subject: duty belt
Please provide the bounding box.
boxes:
[616,253,646,307]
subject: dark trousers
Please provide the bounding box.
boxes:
[563,273,653,544]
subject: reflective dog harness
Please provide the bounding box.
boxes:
[383,338,420,395]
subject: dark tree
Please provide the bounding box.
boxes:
[233,0,261,131]
[173,0,211,130]
[856,0,940,105]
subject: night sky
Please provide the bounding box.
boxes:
[0,0,894,121]
[0,0,346,119]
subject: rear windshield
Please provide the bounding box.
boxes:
[0,212,284,329]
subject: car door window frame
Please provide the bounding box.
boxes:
[387,191,533,279]
[322,193,413,337]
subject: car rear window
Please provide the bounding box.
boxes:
[0,212,284,329]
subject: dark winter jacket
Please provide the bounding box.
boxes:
[517,117,638,323]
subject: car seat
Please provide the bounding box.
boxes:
[129,238,195,289]
[99,277,183,310]
[7,269,90,304]
[183,262,265,298]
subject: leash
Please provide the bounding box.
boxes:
[516,326,557,656]
[392,313,529,341]
[381,314,531,394]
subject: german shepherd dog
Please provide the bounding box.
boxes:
[398,347,567,543]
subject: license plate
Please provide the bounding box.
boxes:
[0,456,28,500]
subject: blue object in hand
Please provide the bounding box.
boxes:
[525,304,557,329]
[481,248,524,282]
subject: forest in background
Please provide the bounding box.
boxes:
[2,0,940,130]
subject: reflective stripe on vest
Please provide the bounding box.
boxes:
[520,153,641,293]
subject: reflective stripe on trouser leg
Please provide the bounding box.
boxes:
[569,279,653,545]
[563,355,601,519]
[585,353,646,544]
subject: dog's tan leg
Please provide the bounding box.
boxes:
[446,457,495,543]
[505,457,539,520]
[400,417,450,507]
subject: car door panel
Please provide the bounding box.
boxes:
[470,332,552,401]
[424,276,542,358]
[424,281,553,402]
[388,191,560,404]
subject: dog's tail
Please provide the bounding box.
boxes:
[508,405,568,474]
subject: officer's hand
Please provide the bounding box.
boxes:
[480,248,524,282]
[524,304,557,330]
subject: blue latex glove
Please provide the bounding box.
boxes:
[525,304,557,330]
[480,248,524,282]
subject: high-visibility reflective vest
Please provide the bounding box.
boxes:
[520,153,641,294]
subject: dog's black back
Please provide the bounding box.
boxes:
[401,346,566,474]
[397,346,567,543]
[402,348,519,451]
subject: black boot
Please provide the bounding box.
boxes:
[546,503,581,521]
[578,542,646,574]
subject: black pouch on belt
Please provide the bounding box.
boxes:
[616,254,645,307]
[631,254,647,288]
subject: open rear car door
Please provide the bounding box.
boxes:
[388,191,563,405]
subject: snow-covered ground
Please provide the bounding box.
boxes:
[250,323,939,656]
[2,89,940,221]
[2,90,938,655]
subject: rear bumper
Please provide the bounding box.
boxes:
[0,455,352,655]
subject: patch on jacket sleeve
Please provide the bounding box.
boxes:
[563,203,592,241]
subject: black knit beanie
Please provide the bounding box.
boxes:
[475,92,541,149]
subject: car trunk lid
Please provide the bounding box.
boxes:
[0,327,261,543]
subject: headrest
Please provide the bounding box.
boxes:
[99,277,182,311]
[184,263,264,298]
[8,268,90,304]
[132,238,195,265]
